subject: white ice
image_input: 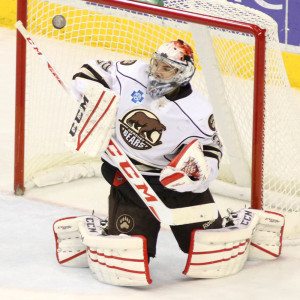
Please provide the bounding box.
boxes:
[0,27,300,300]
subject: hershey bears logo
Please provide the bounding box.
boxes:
[119,109,166,150]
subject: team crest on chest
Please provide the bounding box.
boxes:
[131,90,144,103]
[119,109,166,150]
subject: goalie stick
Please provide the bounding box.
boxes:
[15,21,218,225]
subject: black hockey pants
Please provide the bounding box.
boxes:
[101,161,223,258]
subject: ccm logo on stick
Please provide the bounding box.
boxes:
[107,140,158,202]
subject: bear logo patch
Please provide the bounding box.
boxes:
[116,214,135,233]
[119,109,166,150]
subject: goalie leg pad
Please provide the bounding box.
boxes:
[249,210,284,260]
[53,216,89,267]
[78,216,152,286]
[183,209,259,278]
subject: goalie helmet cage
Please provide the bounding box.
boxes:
[15,0,300,240]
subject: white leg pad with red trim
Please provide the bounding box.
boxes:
[78,216,152,286]
[66,80,119,157]
[249,210,285,260]
[53,216,89,267]
[183,210,259,278]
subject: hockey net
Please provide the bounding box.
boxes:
[15,0,300,240]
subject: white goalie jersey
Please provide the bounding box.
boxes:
[72,59,223,184]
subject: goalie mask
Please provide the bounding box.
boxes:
[147,40,195,99]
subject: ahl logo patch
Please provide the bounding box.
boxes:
[119,109,166,150]
[131,90,144,103]
[116,214,135,233]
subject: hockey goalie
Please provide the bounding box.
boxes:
[55,40,284,286]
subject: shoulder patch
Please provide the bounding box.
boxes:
[208,114,216,131]
[120,60,137,66]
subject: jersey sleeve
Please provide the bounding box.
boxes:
[71,60,117,100]
[182,101,223,184]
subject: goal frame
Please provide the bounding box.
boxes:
[15,0,266,210]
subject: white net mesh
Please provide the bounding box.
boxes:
[19,0,300,238]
